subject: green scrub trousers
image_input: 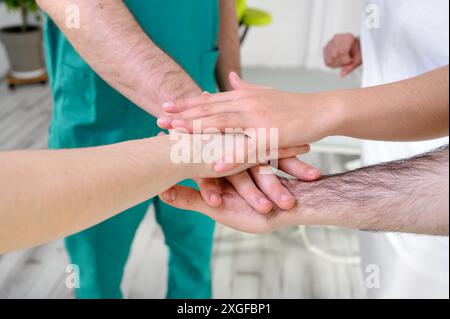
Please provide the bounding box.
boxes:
[44,0,219,299]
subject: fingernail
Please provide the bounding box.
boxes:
[172,119,188,129]
[230,71,239,80]
[259,197,272,206]
[214,161,226,172]
[201,91,210,95]
[302,144,311,152]
[210,194,221,204]
[162,101,174,111]
[163,189,176,202]
[157,117,171,127]
[281,194,293,202]
[308,168,321,178]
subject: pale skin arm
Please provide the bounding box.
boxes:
[0,134,307,254]
[0,136,190,253]
[162,146,449,236]
[36,0,202,117]
[158,66,449,159]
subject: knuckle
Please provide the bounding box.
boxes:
[234,90,248,100]
[199,104,210,114]
[216,115,230,127]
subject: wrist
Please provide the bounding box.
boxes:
[280,179,341,228]
[163,133,215,180]
[136,135,194,182]
[311,91,350,138]
[140,70,201,117]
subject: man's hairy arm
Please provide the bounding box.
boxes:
[284,146,449,236]
[37,0,201,117]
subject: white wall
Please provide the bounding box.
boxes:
[242,0,362,68]
[0,1,363,78]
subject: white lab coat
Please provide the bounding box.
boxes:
[358,0,449,299]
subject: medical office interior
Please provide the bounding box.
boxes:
[0,0,448,299]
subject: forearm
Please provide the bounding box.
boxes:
[283,146,449,235]
[37,0,200,117]
[215,0,241,92]
[0,136,193,253]
[327,65,449,141]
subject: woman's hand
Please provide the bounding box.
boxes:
[157,72,341,151]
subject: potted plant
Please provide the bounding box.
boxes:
[0,0,46,86]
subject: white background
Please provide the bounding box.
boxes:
[0,0,362,78]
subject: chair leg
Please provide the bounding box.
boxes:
[240,25,250,44]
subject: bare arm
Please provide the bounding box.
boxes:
[160,66,449,149]
[0,136,189,253]
[285,146,449,235]
[215,0,241,92]
[162,146,449,236]
[334,65,449,141]
[37,0,201,117]
[0,133,306,253]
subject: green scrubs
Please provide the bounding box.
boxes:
[44,0,219,299]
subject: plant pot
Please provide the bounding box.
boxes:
[0,26,46,80]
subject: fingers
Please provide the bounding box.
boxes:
[213,144,311,175]
[229,72,272,90]
[160,101,243,128]
[196,178,223,207]
[278,145,311,158]
[162,91,238,114]
[158,112,243,132]
[340,63,359,77]
[171,113,245,133]
[340,42,362,77]
[226,170,273,214]
[277,157,322,181]
[249,166,296,210]
[161,73,270,116]
[160,186,215,218]
[323,33,357,68]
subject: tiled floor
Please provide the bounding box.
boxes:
[0,68,367,299]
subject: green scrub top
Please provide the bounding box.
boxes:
[45,0,220,147]
[42,0,220,299]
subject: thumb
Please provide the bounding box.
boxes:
[229,72,271,90]
[340,63,359,77]
[159,185,214,217]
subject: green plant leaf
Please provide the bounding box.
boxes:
[1,0,39,13]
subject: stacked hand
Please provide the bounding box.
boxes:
[156,73,333,215]
[157,33,362,222]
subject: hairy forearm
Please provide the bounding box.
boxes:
[37,0,200,117]
[326,65,449,141]
[0,136,194,253]
[215,0,241,92]
[283,146,449,235]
